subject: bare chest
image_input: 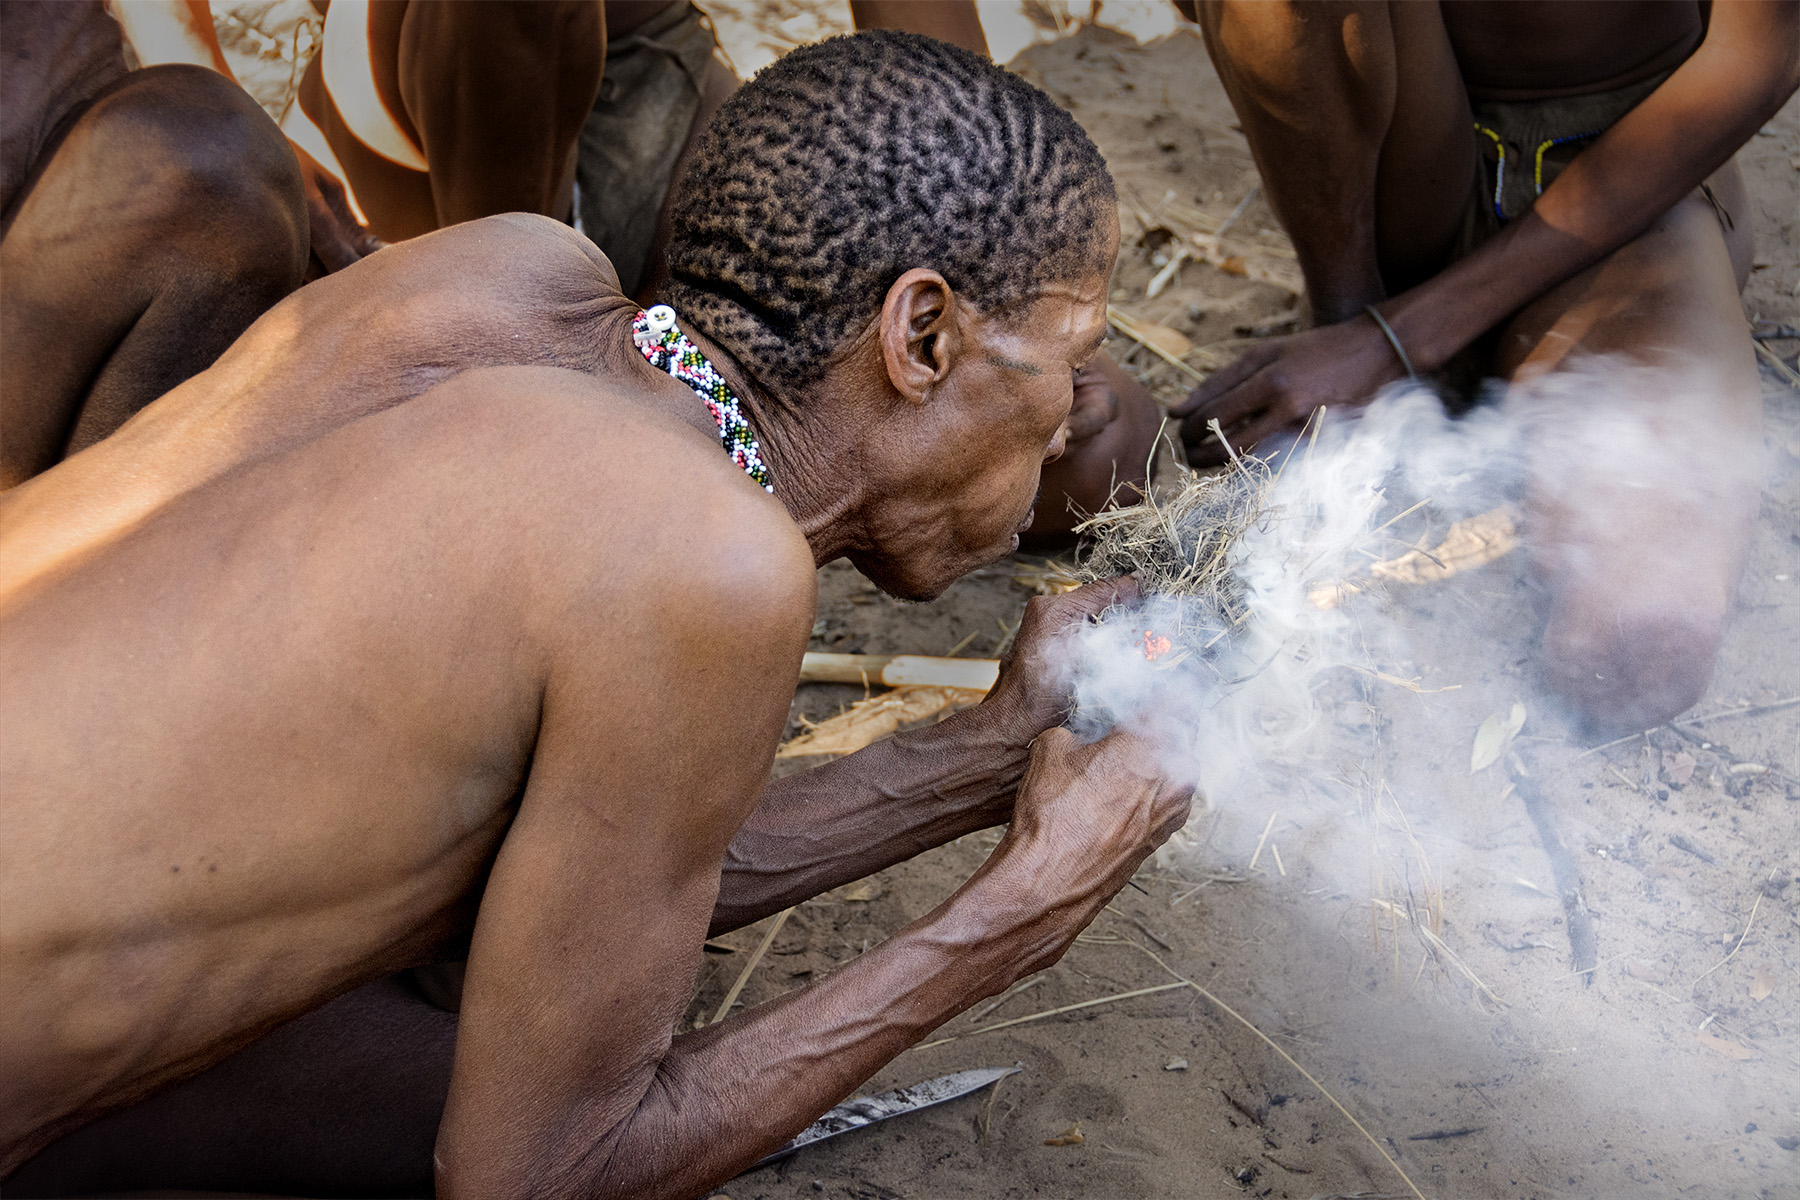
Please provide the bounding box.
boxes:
[1441,0,1703,99]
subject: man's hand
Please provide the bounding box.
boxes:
[984,726,1194,959]
[1064,360,1121,442]
[1171,312,1408,465]
[290,142,385,273]
[981,575,1139,742]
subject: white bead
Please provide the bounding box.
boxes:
[645,305,677,335]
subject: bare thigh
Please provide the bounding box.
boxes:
[3,977,455,1198]
[1496,161,1761,735]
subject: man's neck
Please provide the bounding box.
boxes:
[676,320,865,568]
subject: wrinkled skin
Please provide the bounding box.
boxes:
[2,210,1193,1199]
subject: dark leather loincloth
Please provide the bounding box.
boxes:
[1455,66,1732,257]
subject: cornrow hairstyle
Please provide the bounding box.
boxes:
[662,29,1117,399]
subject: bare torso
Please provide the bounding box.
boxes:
[0,214,806,1166]
[1441,0,1705,98]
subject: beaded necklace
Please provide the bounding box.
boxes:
[631,305,774,492]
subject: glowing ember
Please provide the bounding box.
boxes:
[1141,630,1172,661]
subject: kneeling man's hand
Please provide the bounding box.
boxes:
[1172,317,1408,465]
[987,726,1194,943]
[983,576,1139,742]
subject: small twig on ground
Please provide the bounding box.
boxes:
[1578,694,1800,759]
[977,1069,1011,1145]
[1407,1126,1486,1141]
[1669,833,1718,865]
[1511,762,1598,986]
[913,982,1189,1051]
[709,906,794,1025]
[1755,340,1800,388]
[1248,811,1279,872]
[1691,893,1763,991]
[1683,695,1800,725]
[968,975,1045,1023]
[1106,305,1207,382]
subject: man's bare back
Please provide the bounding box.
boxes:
[0,214,810,1164]
[2,33,1187,1195]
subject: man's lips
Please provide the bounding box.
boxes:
[1014,489,1043,533]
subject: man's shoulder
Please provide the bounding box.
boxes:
[413,365,814,619]
[383,213,623,295]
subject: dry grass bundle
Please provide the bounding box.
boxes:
[1072,446,1273,656]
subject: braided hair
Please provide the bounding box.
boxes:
[663,30,1117,398]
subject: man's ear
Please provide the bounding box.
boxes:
[879,268,961,404]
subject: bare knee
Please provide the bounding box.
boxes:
[1201,1,1395,121]
[1540,577,1730,738]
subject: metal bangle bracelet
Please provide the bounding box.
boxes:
[1364,304,1418,380]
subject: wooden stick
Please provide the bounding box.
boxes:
[710,906,794,1025]
[1755,339,1800,389]
[1106,305,1207,381]
[800,653,999,692]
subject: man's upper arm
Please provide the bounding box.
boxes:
[434,484,813,1195]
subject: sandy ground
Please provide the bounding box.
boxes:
[201,5,1800,1197]
[689,21,1800,1200]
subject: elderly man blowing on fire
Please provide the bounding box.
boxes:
[0,32,1193,1200]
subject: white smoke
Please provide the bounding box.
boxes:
[1063,354,1765,876]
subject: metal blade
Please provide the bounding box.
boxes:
[753,1066,1021,1167]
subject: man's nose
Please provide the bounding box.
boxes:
[1044,424,1071,464]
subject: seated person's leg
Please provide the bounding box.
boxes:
[397,0,605,230]
[849,0,989,58]
[5,975,455,1198]
[1193,0,1473,326]
[0,65,307,487]
[1497,163,1759,737]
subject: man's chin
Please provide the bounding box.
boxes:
[848,540,1016,603]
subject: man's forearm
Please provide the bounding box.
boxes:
[1384,3,1799,372]
[593,859,1065,1199]
[710,699,1029,936]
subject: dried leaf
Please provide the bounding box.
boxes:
[1624,959,1666,984]
[1044,1122,1085,1146]
[777,686,985,757]
[1134,321,1192,359]
[1471,702,1528,772]
[1750,971,1775,1002]
[1370,507,1519,584]
[841,880,883,903]
[1662,750,1698,786]
[1218,256,1248,277]
[1697,1032,1754,1061]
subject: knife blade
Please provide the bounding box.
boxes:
[752,1065,1022,1168]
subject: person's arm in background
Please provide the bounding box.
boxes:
[1175,0,1800,456]
[106,0,383,270]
